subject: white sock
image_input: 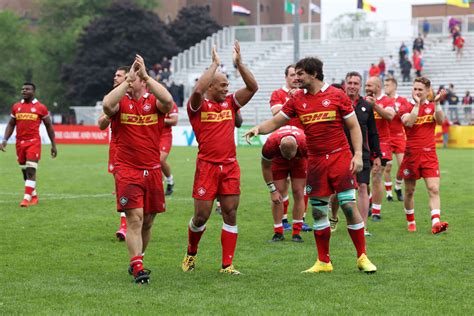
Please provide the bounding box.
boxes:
[166,175,174,185]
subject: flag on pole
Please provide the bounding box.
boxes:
[446,0,470,8]
[357,0,377,13]
[309,2,321,14]
[232,2,251,15]
[284,0,303,15]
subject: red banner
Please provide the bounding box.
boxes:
[54,125,109,144]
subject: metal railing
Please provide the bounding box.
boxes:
[412,15,474,37]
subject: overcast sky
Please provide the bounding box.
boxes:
[320,0,447,39]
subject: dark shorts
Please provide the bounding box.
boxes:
[357,159,371,184]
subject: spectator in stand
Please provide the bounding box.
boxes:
[422,19,430,38]
[412,50,423,77]
[451,25,461,52]
[169,80,185,108]
[463,91,472,125]
[369,63,380,77]
[161,68,171,81]
[387,55,397,77]
[149,63,162,80]
[437,85,448,105]
[378,58,386,80]
[448,17,460,34]
[413,34,424,53]
[446,84,459,123]
[454,32,465,61]
[161,56,171,70]
[399,42,409,68]
[441,118,450,148]
[401,55,412,82]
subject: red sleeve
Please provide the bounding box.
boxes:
[187,99,202,117]
[270,90,284,108]
[298,137,308,158]
[281,96,297,120]
[338,91,355,119]
[10,104,17,118]
[229,94,241,111]
[262,138,277,160]
[39,103,49,118]
[398,101,413,117]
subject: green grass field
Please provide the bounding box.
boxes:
[1,145,473,315]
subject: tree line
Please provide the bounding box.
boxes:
[0,0,221,113]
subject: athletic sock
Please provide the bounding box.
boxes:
[24,180,35,201]
[431,209,441,226]
[292,220,303,236]
[405,208,415,225]
[372,203,381,216]
[304,192,309,210]
[347,222,366,258]
[166,175,174,185]
[368,193,373,205]
[385,182,393,197]
[32,189,37,197]
[130,255,144,276]
[187,218,206,255]
[120,212,127,229]
[395,178,403,190]
[313,220,331,263]
[221,223,238,268]
[274,223,284,235]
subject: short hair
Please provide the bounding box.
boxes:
[284,64,295,77]
[385,77,398,86]
[295,57,324,81]
[23,82,36,91]
[117,66,130,73]
[345,71,362,81]
[331,83,344,91]
[414,77,431,88]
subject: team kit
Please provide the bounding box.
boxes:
[1,44,449,284]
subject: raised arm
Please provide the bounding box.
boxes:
[135,54,173,114]
[433,90,446,125]
[43,116,57,158]
[189,46,220,111]
[98,113,111,130]
[373,100,395,121]
[402,95,420,127]
[233,41,258,107]
[0,117,16,152]
[103,67,136,117]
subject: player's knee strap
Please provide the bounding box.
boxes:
[26,161,38,169]
[337,189,356,206]
[19,164,27,170]
[309,197,329,216]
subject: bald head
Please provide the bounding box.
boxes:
[279,136,297,160]
[208,72,229,102]
[365,76,382,97]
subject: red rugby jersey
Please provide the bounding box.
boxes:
[373,95,395,142]
[112,93,165,170]
[281,83,354,156]
[10,99,49,141]
[399,100,437,153]
[188,94,240,163]
[262,126,307,162]
[162,102,179,138]
[390,95,408,139]
[270,87,304,129]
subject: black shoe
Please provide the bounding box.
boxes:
[165,183,174,196]
[386,195,394,202]
[292,234,304,243]
[372,214,381,222]
[269,233,285,242]
[128,264,133,275]
[395,188,404,201]
[134,269,151,284]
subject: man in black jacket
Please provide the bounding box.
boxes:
[330,72,381,236]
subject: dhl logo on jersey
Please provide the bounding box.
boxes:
[299,111,336,125]
[201,110,232,122]
[414,115,434,125]
[16,113,38,121]
[121,113,158,126]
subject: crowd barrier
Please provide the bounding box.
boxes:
[1,124,473,149]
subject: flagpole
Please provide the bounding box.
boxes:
[294,0,300,62]
[308,0,311,41]
[257,0,261,26]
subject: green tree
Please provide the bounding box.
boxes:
[167,5,221,51]
[62,0,178,107]
[329,12,385,39]
[0,11,36,114]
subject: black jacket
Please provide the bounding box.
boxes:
[344,97,381,161]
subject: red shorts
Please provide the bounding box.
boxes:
[390,137,406,154]
[306,149,357,197]
[271,157,307,181]
[380,142,393,162]
[160,134,172,154]
[114,167,166,214]
[400,150,440,180]
[16,139,41,164]
[108,142,116,174]
[193,159,240,200]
